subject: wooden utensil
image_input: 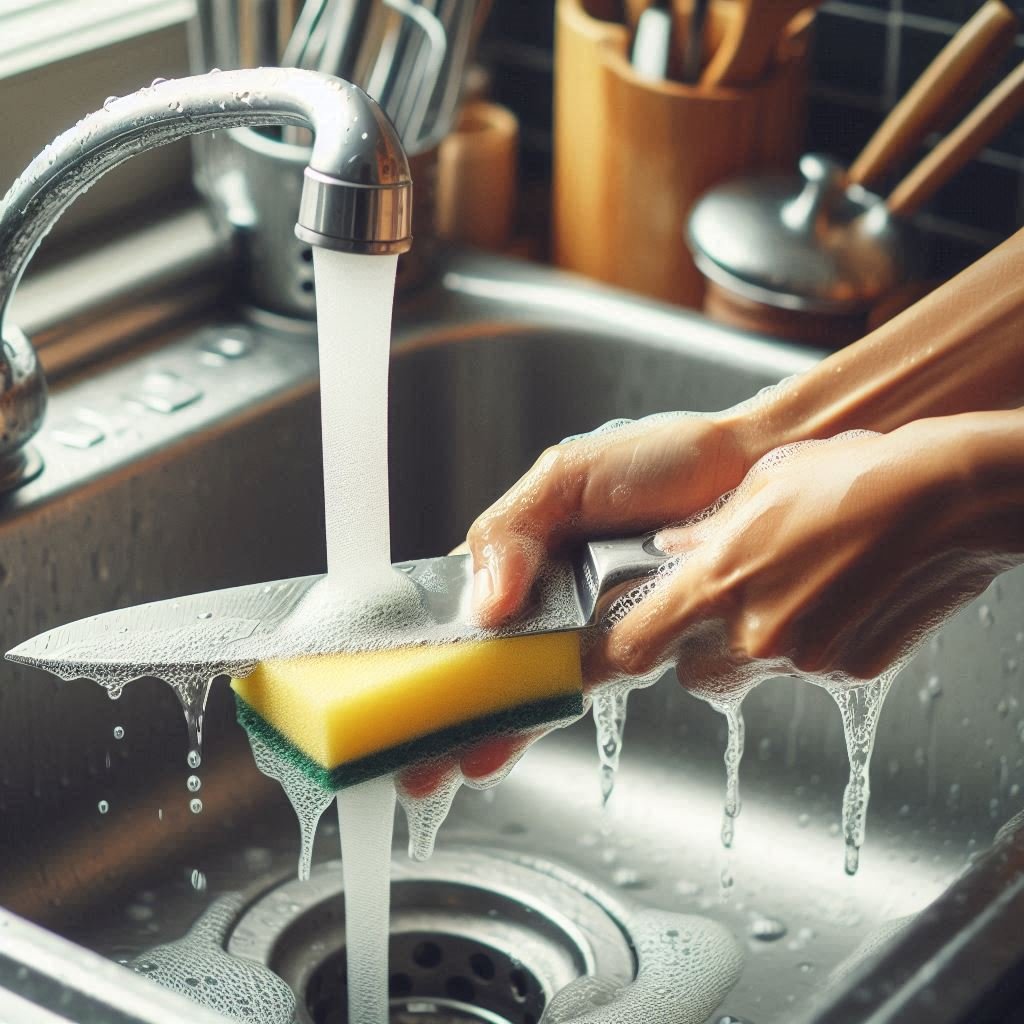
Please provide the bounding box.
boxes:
[887,57,1024,216]
[681,0,711,82]
[553,0,808,307]
[701,0,821,88]
[776,5,816,64]
[847,0,1017,191]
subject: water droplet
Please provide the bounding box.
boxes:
[190,869,206,891]
[749,915,787,942]
[979,605,994,628]
[187,750,201,769]
[243,847,274,872]
[187,775,202,793]
[844,843,860,876]
[612,867,648,889]
[108,686,123,701]
[798,961,814,973]
[98,800,109,814]
[127,903,153,922]
[103,96,119,110]
[150,77,167,87]
[196,611,212,620]
[190,798,203,814]
[113,725,125,740]
[361,131,368,140]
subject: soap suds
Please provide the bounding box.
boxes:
[129,894,295,1024]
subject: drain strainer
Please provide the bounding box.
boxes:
[227,848,636,1024]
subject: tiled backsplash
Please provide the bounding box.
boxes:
[481,1,1024,273]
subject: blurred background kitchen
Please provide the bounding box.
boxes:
[489,0,1024,273]
[2,0,1024,356]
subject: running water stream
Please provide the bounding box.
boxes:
[312,248,401,1024]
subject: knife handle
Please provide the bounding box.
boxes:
[586,534,673,596]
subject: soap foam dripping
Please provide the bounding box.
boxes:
[244,729,332,881]
[580,427,937,875]
[714,700,745,849]
[129,894,295,1024]
[397,765,464,861]
[594,691,629,806]
[814,673,896,876]
[540,911,744,1024]
[180,676,214,756]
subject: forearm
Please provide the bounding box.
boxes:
[726,227,1024,456]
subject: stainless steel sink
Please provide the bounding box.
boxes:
[1,250,1023,1024]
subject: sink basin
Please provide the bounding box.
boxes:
[1,250,1022,1023]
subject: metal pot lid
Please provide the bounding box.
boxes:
[687,154,920,315]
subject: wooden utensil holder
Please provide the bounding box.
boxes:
[553,0,810,308]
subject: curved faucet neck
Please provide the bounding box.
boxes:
[0,67,412,492]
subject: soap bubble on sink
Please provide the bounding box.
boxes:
[540,911,743,1024]
[128,894,295,1024]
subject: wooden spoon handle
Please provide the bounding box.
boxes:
[701,0,819,88]
[888,58,1024,218]
[847,0,1017,191]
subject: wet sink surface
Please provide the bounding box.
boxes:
[2,250,1022,1023]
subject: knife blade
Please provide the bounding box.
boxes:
[5,535,670,686]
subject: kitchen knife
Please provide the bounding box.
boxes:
[5,536,671,687]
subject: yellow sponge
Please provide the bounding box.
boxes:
[232,632,583,791]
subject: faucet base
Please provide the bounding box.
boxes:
[0,446,43,495]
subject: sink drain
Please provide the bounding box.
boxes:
[227,848,636,1024]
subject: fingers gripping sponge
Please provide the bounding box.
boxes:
[231,632,583,792]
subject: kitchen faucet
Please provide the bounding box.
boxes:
[0,68,413,495]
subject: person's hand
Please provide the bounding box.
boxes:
[400,410,1023,801]
[395,411,770,800]
[586,416,1023,696]
[467,411,763,629]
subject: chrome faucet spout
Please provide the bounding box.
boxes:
[0,68,413,493]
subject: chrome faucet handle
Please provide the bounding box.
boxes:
[0,324,46,493]
[0,68,413,494]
